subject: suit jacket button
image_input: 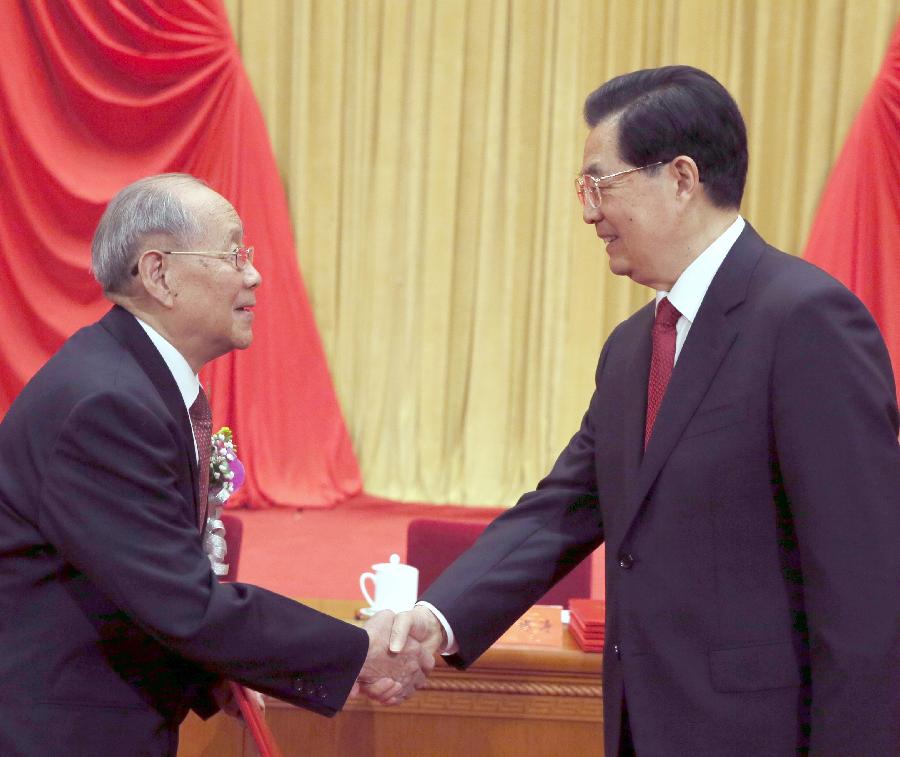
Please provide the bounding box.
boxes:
[618,553,634,569]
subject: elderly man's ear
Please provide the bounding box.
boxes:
[135,250,177,308]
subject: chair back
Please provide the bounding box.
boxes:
[406,518,592,608]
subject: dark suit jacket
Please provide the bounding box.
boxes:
[422,224,900,756]
[0,306,368,756]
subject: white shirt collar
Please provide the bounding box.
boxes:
[655,215,745,320]
[134,316,200,411]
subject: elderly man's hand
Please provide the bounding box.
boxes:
[212,680,265,720]
[355,610,436,705]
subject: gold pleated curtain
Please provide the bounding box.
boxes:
[224,0,899,506]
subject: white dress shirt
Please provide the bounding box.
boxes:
[134,316,203,461]
[656,215,745,362]
[423,215,746,654]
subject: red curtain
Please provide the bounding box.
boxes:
[0,0,361,508]
[803,20,900,401]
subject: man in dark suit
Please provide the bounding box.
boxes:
[389,66,900,755]
[0,174,430,756]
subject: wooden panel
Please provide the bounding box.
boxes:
[178,599,604,757]
[179,711,245,757]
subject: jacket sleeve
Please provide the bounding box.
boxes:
[772,282,900,755]
[39,390,368,717]
[421,351,608,667]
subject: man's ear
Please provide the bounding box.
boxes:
[136,250,176,308]
[671,155,700,200]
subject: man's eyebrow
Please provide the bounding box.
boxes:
[580,162,605,178]
[226,223,243,243]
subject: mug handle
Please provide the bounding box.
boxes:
[359,572,377,607]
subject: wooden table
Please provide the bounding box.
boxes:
[178,598,603,757]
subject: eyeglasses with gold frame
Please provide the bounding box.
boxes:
[162,246,255,270]
[575,162,665,208]
[130,246,255,277]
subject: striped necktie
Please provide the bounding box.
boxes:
[189,388,212,529]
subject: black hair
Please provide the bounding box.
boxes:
[583,66,747,208]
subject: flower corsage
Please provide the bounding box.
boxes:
[203,426,246,576]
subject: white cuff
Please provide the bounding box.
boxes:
[415,601,459,655]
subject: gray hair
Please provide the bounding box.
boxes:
[91,173,208,293]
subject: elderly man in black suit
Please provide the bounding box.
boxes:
[390,66,900,756]
[0,174,431,756]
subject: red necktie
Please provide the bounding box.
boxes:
[645,298,681,448]
[189,388,212,529]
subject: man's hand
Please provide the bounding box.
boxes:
[211,678,241,718]
[212,680,266,721]
[356,610,435,705]
[389,605,446,658]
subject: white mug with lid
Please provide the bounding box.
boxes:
[359,553,419,614]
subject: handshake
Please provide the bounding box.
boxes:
[352,606,446,705]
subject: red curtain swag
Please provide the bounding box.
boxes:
[803,20,900,403]
[0,0,361,508]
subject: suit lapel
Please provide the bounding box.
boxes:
[622,303,654,502]
[620,224,766,534]
[99,306,202,523]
